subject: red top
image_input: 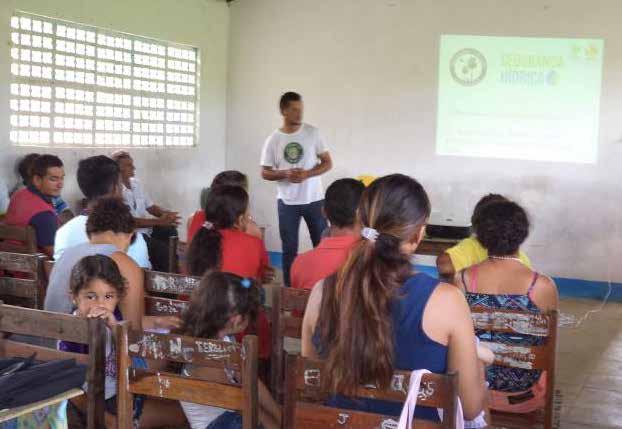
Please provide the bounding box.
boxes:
[5,188,55,226]
[187,210,205,244]
[217,228,270,359]
[291,234,360,289]
[219,228,269,281]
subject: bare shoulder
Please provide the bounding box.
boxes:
[307,280,325,308]
[426,281,470,319]
[110,251,140,271]
[532,274,559,310]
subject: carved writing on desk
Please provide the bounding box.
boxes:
[129,332,243,366]
[146,272,200,295]
[0,252,38,273]
[302,369,436,399]
[152,299,188,315]
[483,342,536,370]
[472,311,549,336]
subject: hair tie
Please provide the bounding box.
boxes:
[202,221,214,230]
[240,278,252,289]
[361,227,379,242]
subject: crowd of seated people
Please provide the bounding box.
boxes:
[0,151,558,428]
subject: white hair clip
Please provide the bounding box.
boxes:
[202,221,214,230]
[361,227,379,242]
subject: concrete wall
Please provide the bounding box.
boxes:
[0,0,230,224]
[226,0,622,282]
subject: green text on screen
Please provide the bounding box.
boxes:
[436,35,604,163]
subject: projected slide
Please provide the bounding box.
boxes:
[436,35,604,163]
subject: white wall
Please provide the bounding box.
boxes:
[0,0,230,225]
[226,0,622,282]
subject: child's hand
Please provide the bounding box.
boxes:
[85,306,117,328]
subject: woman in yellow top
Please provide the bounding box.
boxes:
[436,194,531,281]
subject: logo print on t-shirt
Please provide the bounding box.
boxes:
[284,142,304,164]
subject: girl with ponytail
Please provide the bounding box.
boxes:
[186,185,269,280]
[302,174,486,421]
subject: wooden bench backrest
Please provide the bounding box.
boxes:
[0,251,47,309]
[471,307,558,429]
[143,270,198,317]
[270,286,310,401]
[285,355,459,429]
[115,323,258,429]
[0,224,37,253]
[0,302,107,429]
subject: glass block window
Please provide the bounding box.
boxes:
[9,12,199,147]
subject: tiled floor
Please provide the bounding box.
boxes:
[556,298,622,428]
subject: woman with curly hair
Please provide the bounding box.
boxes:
[45,197,180,333]
[455,199,558,414]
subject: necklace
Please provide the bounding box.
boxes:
[489,255,522,263]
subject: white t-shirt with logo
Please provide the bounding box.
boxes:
[260,123,328,205]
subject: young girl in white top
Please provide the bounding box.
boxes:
[179,271,281,429]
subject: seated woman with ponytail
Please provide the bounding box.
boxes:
[187,184,269,280]
[186,184,272,361]
[301,174,487,421]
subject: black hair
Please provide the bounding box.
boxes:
[471,193,507,229]
[198,171,248,209]
[324,178,365,228]
[187,185,249,276]
[17,153,40,185]
[69,254,127,298]
[211,170,248,190]
[476,200,529,256]
[279,91,302,112]
[180,271,260,340]
[86,197,135,237]
[77,156,120,200]
[31,154,63,178]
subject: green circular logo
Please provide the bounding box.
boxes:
[450,48,487,86]
[284,142,304,164]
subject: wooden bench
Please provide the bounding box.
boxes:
[0,302,107,429]
[270,286,310,402]
[143,270,199,317]
[470,308,558,429]
[0,251,47,309]
[0,224,37,254]
[285,355,460,428]
[115,323,259,429]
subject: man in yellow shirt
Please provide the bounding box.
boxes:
[436,194,532,280]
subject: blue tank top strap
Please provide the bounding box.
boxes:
[526,272,540,298]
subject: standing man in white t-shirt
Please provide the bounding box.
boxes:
[260,92,333,286]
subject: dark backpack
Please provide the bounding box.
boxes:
[0,355,87,410]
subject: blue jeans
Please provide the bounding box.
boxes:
[278,199,327,287]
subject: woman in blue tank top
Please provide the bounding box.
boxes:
[302,174,487,421]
